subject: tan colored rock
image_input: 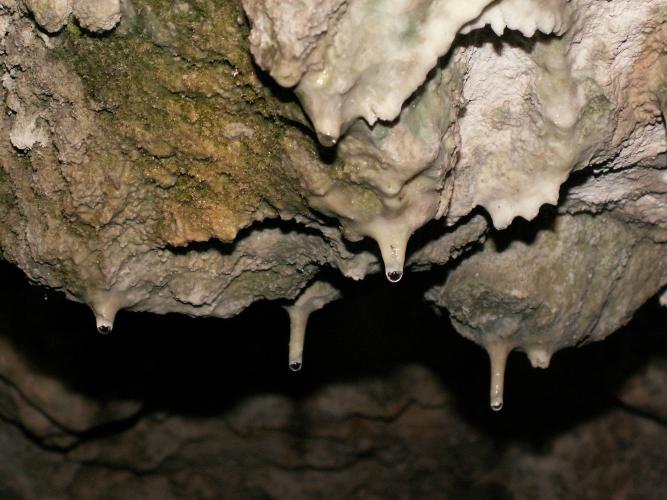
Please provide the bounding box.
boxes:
[73,0,121,32]
[23,0,71,32]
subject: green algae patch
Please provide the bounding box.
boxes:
[54,0,315,246]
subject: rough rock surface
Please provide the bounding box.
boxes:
[22,0,122,33]
[0,0,665,490]
[0,0,662,316]
[2,0,663,393]
[426,212,666,407]
[0,0,383,332]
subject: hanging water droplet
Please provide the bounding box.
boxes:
[96,321,112,335]
[289,361,302,372]
[376,237,408,284]
[284,282,340,376]
[490,399,503,412]
[91,296,122,336]
[286,306,306,375]
[487,340,511,412]
[387,270,403,283]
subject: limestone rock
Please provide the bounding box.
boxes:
[22,0,71,33]
[0,0,665,417]
[426,212,667,408]
[73,0,121,32]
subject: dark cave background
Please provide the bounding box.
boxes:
[0,259,665,498]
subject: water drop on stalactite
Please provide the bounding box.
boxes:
[289,361,302,372]
[91,294,124,336]
[377,236,408,284]
[284,281,341,371]
[287,311,306,371]
[487,340,511,412]
[387,270,403,283]
[96,317,113,335]
[490,399,503,411]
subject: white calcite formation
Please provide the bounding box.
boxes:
[22,0,121,32]
[82,227,373,335]
[284,281,341,371]
[245,0,666,273]
[244,0,571,144]
[290,65,462,281]
[236,0,666,407]
[0,0,665,411]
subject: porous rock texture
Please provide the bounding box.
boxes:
[2,0,664,391]
[0,0,665,494]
